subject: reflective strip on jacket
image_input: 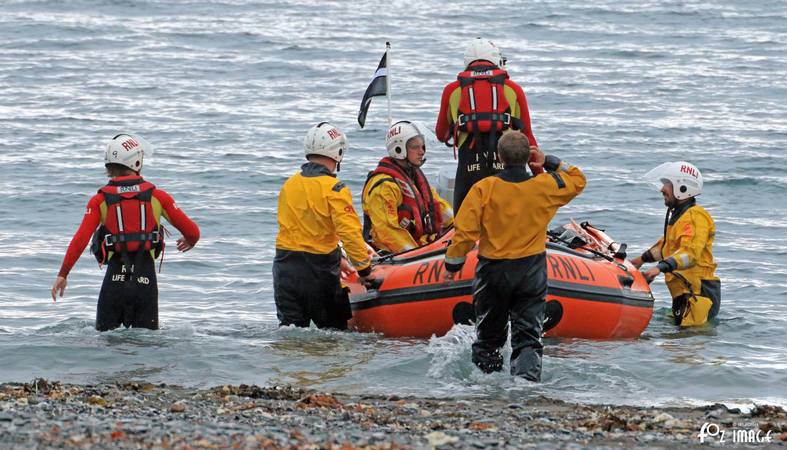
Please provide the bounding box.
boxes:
[275,162,371,272]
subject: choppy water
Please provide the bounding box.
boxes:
[1,0,786,408]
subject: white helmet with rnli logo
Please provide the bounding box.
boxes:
[385,120,428,160]
[644,161,703,200]
[304,122,347,163]
[105,133,151,172]
[463,38,503,67]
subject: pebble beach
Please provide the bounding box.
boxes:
[1,379,785,449]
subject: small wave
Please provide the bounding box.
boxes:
[33,317,95,335]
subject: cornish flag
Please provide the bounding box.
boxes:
[357,50,388,128]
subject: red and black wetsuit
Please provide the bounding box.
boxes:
[57,175,200,331]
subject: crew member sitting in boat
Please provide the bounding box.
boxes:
[443,132,586,381]
[361,120,453,253]
[630,161,720,327]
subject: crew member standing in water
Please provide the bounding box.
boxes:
[443,132,585,381]
[51,134,200,331]
[274,122,378,330]
[436,38,541,211]
[630,161,720,327]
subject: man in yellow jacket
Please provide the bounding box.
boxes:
[362,121,453,253]
[274,122,377,330]
[444,132,586,381]
[630,162,720,327]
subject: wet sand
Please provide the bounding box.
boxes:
[1,379,784,449]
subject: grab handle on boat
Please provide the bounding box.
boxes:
[363,278,384,291]
[617,274,635,288]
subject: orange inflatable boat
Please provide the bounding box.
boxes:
[345,221,654,339]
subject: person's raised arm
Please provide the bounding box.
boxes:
[542,155,587,206]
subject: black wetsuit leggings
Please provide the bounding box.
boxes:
[272,248,351,330]
[471,253,547,382]
[453,142,503,212]
[96,253,158,331]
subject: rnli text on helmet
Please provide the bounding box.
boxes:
[387,126,401,139]
[121,137,139,151]
[680,164,699,178]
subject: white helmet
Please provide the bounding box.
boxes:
[463,38,503,67]
[385,121,428,160]
[644,161,703,200]
[105,133,151,172]
[304,122,347,163]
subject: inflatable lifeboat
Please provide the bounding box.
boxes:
[345,221,654,339]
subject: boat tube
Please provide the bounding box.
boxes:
[344,221,654,339]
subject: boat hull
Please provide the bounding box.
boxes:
[346,226,654,339]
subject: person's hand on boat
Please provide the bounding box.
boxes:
[51,276,67,302]
[442,258,463,281]
[359,274,383,290]
[365,243,379,260]
[629,255,644,269]
[443,270,457,281]
[642,266,660,283]
[340,256,356,278]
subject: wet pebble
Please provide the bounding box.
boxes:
[170,402,186,413]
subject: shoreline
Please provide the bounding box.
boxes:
[1,379,784,449]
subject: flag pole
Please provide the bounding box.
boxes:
[385,41,392,126]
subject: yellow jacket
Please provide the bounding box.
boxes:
[362,172,454,253]
[446,160,585,265]
[275,163,371,273]
[645,201,718,299]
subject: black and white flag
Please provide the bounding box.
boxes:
[357,50,388,128]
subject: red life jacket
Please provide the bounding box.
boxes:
[455,63,524,150]
[363,157,443,245]
[91,177,163,265]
